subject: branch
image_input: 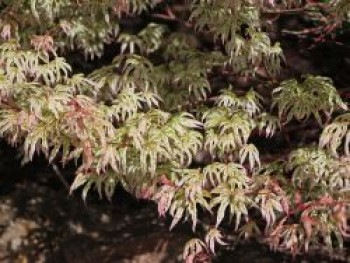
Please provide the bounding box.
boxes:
[261,3,329,15]
[51,162,70,191]
[262,7,307,15]
[151,5,192,28]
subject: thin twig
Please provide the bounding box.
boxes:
[151,5,192,28]
[262,3,328,15]
[262,7,307,15]
[51,162,70,191]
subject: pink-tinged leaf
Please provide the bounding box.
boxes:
[183,238,207,263]
[301,214,318,251]
[0,24,11,40]
[281,196,290,214]
[294,191,302,205]
[333,204,350,237]
[82,141,93,171]
[205,228,228,254]
[318,195,334,205]
[138,186,154,200]
[185,254,195,263]
[31,34,55,56]
[170,207,184,230]
[155,186,174,217]
[158,174,175,186]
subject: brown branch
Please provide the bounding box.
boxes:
[261,3,329,15]
[151,5,192,28]
[281,24,326,36]
[51,162,70,191]
[262,7,307,15]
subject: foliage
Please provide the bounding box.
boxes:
[0,0,349,261]
[272,75,346,124]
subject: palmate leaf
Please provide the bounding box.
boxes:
[203,107,256,154]
[64,73,98,95]
[170,60,211,100]
[320,113,350,156]
[268,221,305,254]
[70,170,119,201]
[154,167,211,231]
[211,185,252,229]
[30,0,71,22]
[97,110,203,176]
[252,167,295,230]
[63,96,115,139]
[60,17,119,59]
[254,189,283,230]
[0,46,58,87]
[237,219,261,240]
[68,112,200,202]
[23,115,58,162]
[35,57,71,85]
[163,32,197,60]
[0,42,44,84]
[190,0,251,43]
[239,143,260,170]
[29,1,119,57]
[0,72,12,97]
[21,84,73,118]
[227,30,283,76]
[138,23,166,54]
[118,33,143,54]
[159,113,203,166]
[205,162,252,229]
[286,148,335,192]
[256,112,280,138]
[89,54,159,104]
[217,88,263,117]
[159,47,224,108]
[299,204,349,252]
[183,238,207,263]
[1,50,41,77]
[168,112,203,131]
[190,0,283,75]
[330,157,350,191]
[268,200,349,256]
[147,112,202,173]
[153,185,176,217]
[21,95,115,164]
[205,228,227,254]
[202,162,248,188]
[272,75,347,124]
[116,54,154,81]
[0,109,34,143]
[89,65,121,94]
[125,0,158,14]
[95,144,127,174]
[108,88,160,122]
[171,130,203,167]
[175,168,211,218]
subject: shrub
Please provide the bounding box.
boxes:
[0,0,349,261]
